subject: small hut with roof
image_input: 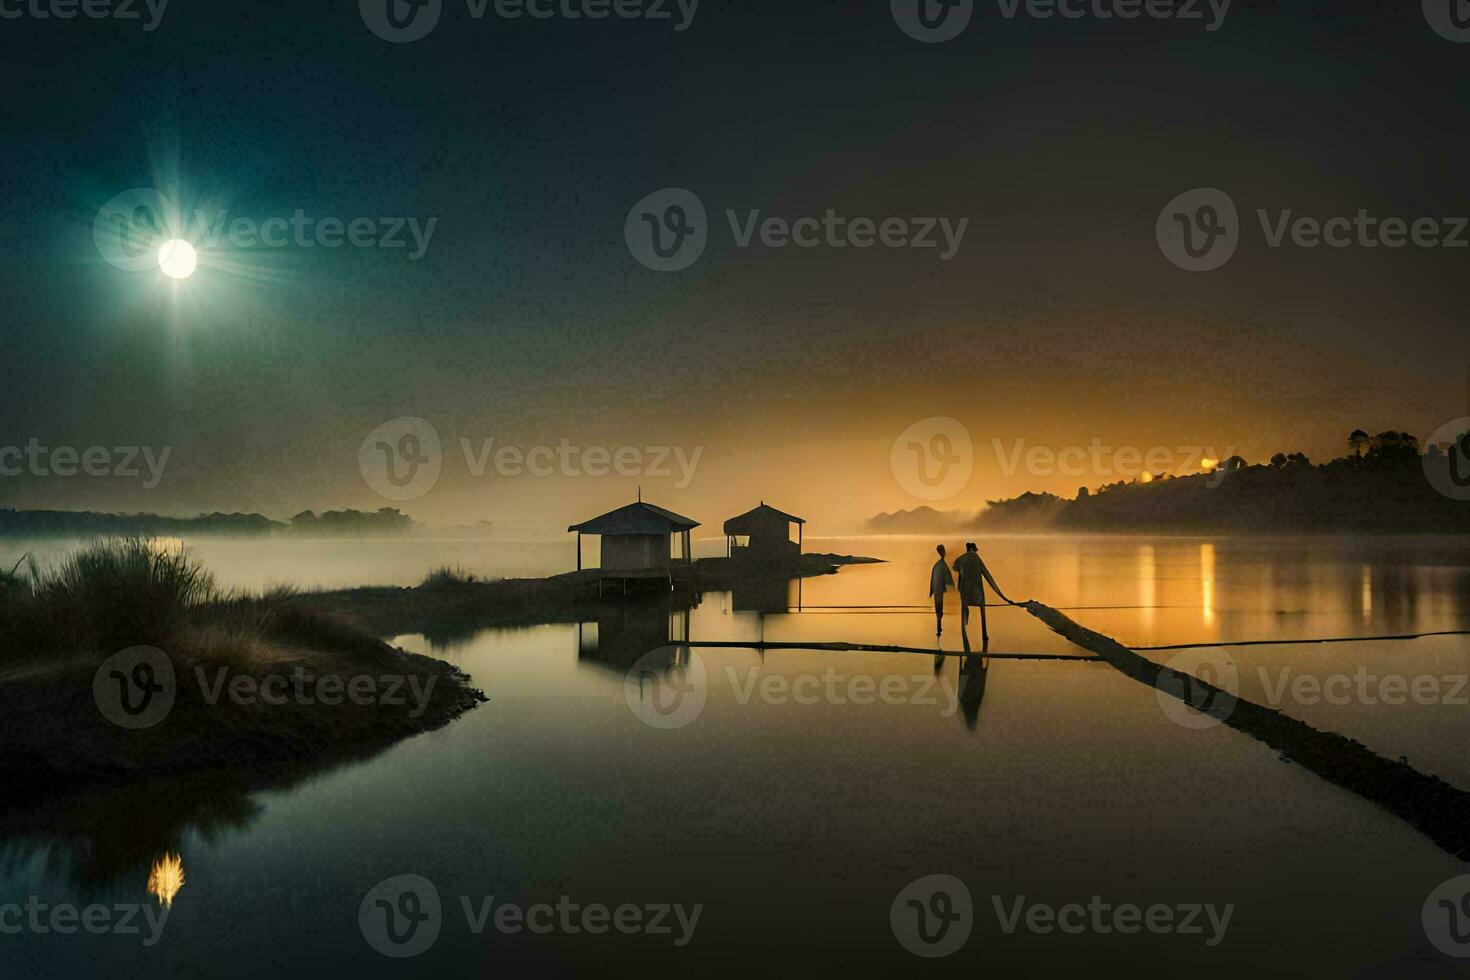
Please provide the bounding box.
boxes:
[723,502,804,563]
[568,497,700,592]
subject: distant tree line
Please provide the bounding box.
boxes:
[976,428,1470,533]
[0,507,418,538]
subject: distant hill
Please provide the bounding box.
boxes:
[286,508,417,536]
[1041,454,1470,533]
[0,507,420,538]
[866,506,979,533]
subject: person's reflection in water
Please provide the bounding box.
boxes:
[956,649,990,733]
[934,631,990,731]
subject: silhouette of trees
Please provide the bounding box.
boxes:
[1368,430,1420,462]
[1349,429,1370,457]
[971,426,1468,533]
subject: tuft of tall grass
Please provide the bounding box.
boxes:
[0,554,37,603]
[23,539,219,657]
[420,565,478,588]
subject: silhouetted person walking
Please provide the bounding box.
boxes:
[953,541,1003,649]
[929,544,954,636]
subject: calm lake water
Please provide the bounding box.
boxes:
[5,534,1470,976]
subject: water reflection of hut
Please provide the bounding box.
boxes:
[568,498,700,595]
[730,576,793,614]
[723,503,803,564]
[577,595,691,671]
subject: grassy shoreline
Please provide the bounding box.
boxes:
[0,540,486,792]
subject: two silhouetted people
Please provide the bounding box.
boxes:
[930,541,1006,647]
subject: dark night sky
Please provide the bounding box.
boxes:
[1,1,1467,529]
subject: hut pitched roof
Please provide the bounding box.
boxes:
[723,503,805,535]
[568,501,700,535]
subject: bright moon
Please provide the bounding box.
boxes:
[158,239,197,280]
